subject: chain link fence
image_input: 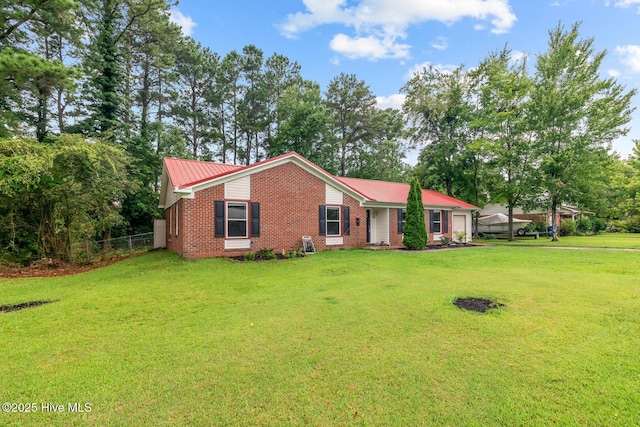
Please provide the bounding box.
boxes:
[73,232,154,262]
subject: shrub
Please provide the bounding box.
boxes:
[440,236,451,246]
[245,252,255,261]
[592,217,607,234]
[453,231,466,243]
[559,219,576,236]
[607,220,626,233]
[625,216,640,233]
[575,217,593,235]
[253,248,277,260]
[403,178,428,250]
[526,221,547,233]
[534,222,547,233]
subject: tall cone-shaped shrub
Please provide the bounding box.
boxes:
[403,178,428,250]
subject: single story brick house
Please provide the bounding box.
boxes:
[158,152,478,258]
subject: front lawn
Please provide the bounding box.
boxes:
[1,248,639,426]
[479,231,640,249]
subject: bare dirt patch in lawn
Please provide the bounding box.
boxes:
[454,297,504,313]
[0,299,59,313]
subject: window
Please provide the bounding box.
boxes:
[399,209,406,233]
[175,204,179,236]
[227,202,247,238]
[326,206,341,236]
[432,210,441,233]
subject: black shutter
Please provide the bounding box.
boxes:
[214,200,225,238]
[443,210,448,233]
[397,208,404,234]
[319,205,326,236]
[343,206,350,236]
[251,202,260,237]
[429,210,435,233]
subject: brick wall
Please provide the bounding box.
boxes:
[168,162,368,258]
[164,161,461,258]
[165,201,185,254]
[427,210,453,245]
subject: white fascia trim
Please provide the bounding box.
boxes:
[362,201,475,211]
[362,202,405,209]
[158,187,193,209]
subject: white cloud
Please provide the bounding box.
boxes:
[330,33,411,60]
[616,45,640,73]
[611,0,640,12]
[280,0,517,60]
[510,50,528,64]
[608,68,621,77]
[405,61,459,80]
[376,94,406,110]
[170,9,197,37]
[431,36,448,51]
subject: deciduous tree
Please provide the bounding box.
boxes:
[403,65,474,198]
[530,22,635,240]
[472,47,534,240]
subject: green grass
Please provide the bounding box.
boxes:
[1,247,640,426]
[480,232,640,248]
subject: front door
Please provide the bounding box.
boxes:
[366,210,371,243]
[453,215,467,242]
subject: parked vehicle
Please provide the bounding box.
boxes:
[476,213,531,237]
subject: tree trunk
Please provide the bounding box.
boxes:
[56,35,66,133]
[191,85,198,158]
[36,91,48,142]
[551,198,559,241]
[140,58,151,142]
[508,205,514,241]
[473,211,480,239]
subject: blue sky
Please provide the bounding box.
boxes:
[170,0,640,158]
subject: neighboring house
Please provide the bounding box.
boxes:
[479,203,592,226]
[158,152,477,258]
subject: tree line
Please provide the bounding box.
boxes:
[1,0,409,264]
[403,23,637,240]
[0,1,638,263]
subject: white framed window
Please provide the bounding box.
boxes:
[175,204,179,236]
[326,206,341,236]
[169,208,172,236]
[433,210,441,233]
[227,202,247,238]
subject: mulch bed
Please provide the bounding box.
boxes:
[453,297,505,313]
[229,253,305,262]
[0,254,134,279]
[0,299,59,313]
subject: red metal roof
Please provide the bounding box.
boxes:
[336,177,477,209]
[163,154,477,209]
[164,158,243,188]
